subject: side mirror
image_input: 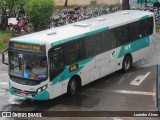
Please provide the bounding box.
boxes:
[2,48,8,65]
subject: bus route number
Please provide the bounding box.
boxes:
[69,64,78,72]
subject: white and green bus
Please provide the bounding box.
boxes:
[2,10,155,100]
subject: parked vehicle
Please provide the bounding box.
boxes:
[49,5,118,28]
[11,17,32,37]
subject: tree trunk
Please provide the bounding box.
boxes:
[64,0,68,7]
[122,0,129,10]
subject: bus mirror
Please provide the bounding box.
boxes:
[2,48,8,65]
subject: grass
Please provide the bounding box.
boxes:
[0,30,11,52]
[156,25,160,32]
[54,5,78,10]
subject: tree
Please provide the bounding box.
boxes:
[0,0,27,15]
[25,0,54,31]
[64,0,68,7]
[0,0,27,29]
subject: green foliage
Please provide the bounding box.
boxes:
[25,0,54,30]
[0,0,27,14]
[0,30,11,51]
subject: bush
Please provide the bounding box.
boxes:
[25,0,54,31]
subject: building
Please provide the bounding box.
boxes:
[54,0,119,6]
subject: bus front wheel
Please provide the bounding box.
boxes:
[67,78,77,96]
[122,55,132,72]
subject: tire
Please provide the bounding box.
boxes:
[12,28,20,37]
[122,55,132,72]
[27,26,33,33]
[67,78,77,96]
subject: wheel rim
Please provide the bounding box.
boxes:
[70,81,77,95]
[124,58,130,70]
[12,29,19,37]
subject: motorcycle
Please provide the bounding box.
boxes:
[11,18,32,37]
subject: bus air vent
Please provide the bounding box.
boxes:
[73,23,91,27]
[122,11,130,15]
[47,31,57,35]
[97,18,106,21]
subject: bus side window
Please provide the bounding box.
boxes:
[103,29,117,51]
[49,51,65,70]
[117,25,130,46]
[95,34,103,53]
[86,33,103,57]
[78,39,86,60]
[141,17,153,37]
[66,41,78,65]
[130,21,142,41]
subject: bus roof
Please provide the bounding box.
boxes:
[11,10,154,46]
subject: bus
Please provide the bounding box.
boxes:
[2,10,155,100]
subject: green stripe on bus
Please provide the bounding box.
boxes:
[118,37,149,58]
[34,90,50,100]
[51,27,109,46]
[140,15,149,20]
[12,39,43,45]
[52,57,95,84]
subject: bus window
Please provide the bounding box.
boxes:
[95,34,103,53]
[86,33,103,57]
[130,21,142,41]
[117,25,130,46]
[49,51,65,70]
[78,39,86,60]
[142,17,153,37]
[103,29,117,51]
[66,41,78,65]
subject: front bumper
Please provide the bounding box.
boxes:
[9,85,50,100]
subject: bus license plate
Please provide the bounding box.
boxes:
[19,92,27,96]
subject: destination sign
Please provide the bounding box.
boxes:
[14,43,41,51]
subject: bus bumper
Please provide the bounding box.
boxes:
[9,85,50,100]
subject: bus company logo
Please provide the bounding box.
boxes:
[125,45,131,51]
[111,50,117,59]
[2,112,11,117]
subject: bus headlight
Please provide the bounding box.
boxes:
[37,85,47,94]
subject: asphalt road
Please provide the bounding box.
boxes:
[0,33,160,120]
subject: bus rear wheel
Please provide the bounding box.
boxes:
[122,55,132,72]
[67,78,77,96]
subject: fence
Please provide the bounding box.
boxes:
[54,0,119,6]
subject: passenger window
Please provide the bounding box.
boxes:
[117,25,130,46]
[103,29,117,51]
[86,33,103,57]
[49,51,65,70]
[66,41,78,65]
[130,21,142,41]
[142,17,153,37]
[78,39,86,60]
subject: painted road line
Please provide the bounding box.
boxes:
[130,72,151,86]
[111,90,155,96]
[0,93,4,95]
[118,72,133,84]
[0,82,8,86]
[113,118,122,120]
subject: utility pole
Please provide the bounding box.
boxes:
[145,0,147,7]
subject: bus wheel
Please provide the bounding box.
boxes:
[122,55,132,72]
[67,78,77,96]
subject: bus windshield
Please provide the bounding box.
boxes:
[9,50,48,80]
